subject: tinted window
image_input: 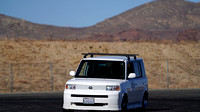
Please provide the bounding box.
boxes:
[75,60,125,79]
[137,62,142,77]
[127,62,134,75]
[133,61,142,78]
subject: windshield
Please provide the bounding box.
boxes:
[75,60,125,79]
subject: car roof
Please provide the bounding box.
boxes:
[82,56,142,61]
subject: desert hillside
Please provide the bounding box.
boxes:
[0,40,199,92]
[1,0,200,41]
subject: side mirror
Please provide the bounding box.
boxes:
[128,73,136,79]
[69,71,75,77]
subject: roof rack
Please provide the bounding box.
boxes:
[82,53,139,60]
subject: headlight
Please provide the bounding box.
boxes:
[106,85,120,91]
[66,84,76,90]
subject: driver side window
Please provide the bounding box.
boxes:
[127,62,134,78]
[133,61,142,78]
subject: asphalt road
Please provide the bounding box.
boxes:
[0,89,200,112]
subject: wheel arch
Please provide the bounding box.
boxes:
[121,93,128,111]
[144,90,148,99]
[122,93,128,101]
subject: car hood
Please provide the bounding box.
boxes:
[67,78,125,86]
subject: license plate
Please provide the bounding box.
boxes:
[83,98,94,104]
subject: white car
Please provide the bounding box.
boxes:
[63,53,148,111]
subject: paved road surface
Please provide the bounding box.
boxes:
[0,89,200,112]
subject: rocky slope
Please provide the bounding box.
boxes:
[0,0,200,41]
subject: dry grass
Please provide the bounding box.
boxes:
[0,40,199,92]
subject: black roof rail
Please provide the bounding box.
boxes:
[82,53,139,60]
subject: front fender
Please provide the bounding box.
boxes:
[120,81,131,100]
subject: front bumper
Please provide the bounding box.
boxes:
[63,90,122,111]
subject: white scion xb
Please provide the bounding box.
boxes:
[63,53,148,111]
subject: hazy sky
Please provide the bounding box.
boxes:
[0,0,200,28]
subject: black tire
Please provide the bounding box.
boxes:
[121,96,128,112]
[142,93,148,110]
[62,109,67,112]
[63,109,73,112]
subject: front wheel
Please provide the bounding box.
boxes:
[142,93,148,109]
[63,109,73,112]
[121,96,128,111]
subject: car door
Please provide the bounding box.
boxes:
[127,62,138,104]
[131,61,144,103]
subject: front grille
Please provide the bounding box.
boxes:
[74,103,108,106]
[71,94,108,98]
